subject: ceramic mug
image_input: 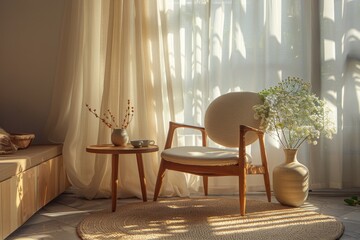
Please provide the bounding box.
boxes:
[141,140,155,147]
[130,140,143,148]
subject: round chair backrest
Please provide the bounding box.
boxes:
[204,92,262,148]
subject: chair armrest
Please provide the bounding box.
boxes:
[239,124,268,169]
[240,124,264,135]
[164,121,207,149]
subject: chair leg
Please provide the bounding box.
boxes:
[258,132,271,202]
[263,171,271,202]
[202,176,208,196]
[239,169,246,216]
[153,159,167,201]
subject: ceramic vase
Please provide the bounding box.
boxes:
[111,128,129,146]
[273,148,309,207]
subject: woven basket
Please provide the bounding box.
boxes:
[10,133,35,149]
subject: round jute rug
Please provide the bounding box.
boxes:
[77,198,344,240]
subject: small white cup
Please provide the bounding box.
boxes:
[130,140,143,148]
[141,140,155,147]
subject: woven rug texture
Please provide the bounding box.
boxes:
[77,198,344,240]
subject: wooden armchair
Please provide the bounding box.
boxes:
[153,92,271,216]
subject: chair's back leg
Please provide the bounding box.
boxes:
[263,172,271,202]
[202,176,208,196]
[258,133,271,202]
[153,159,167,201]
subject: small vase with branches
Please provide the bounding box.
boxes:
[86,100,134,146]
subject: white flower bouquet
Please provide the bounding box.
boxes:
[253,77,335,149]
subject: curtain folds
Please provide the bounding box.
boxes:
[46,0,360,200]
[159,0,315,193]
[315,0,360,189]
[47,0,189,199]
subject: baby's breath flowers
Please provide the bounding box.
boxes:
[86,100,134,129]
[253,77,335,149]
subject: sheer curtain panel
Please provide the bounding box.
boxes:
[46,0,189,199]
[46,0,360,200]
[158,0,315,193]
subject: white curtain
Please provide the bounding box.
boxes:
[158,0,316,193]
[47,0,189,199]
[47,0,360,200]
[312,0,360,189]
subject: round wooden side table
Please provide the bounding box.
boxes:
[86,144,159,212]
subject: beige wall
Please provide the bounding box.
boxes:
[0,0,65,144]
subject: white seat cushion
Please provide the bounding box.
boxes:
[161,146,239,166]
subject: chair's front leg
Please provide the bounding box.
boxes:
[153,159,167,201]
[239,169,246,216]
[239,125,247,216]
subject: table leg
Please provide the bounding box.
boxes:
[111,154,119,212]
[136,153,147,202]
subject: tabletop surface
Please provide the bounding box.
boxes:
[86,144,159,154]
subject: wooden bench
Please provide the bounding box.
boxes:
[0,144,69,239]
